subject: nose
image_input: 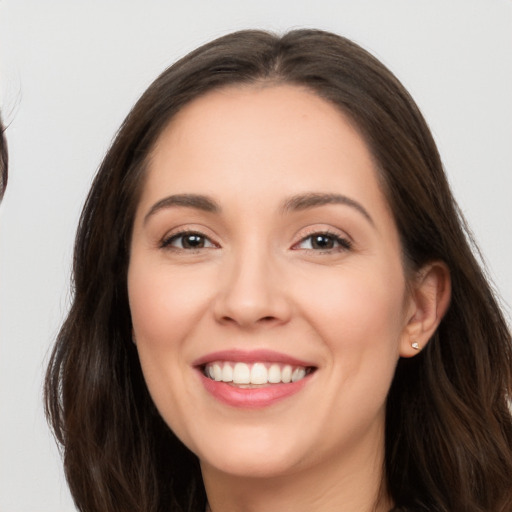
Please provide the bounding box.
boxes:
[212,247,292,329]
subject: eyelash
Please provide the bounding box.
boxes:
[293,230,352,252]
[160,231,217,251]
[160,230,352,253]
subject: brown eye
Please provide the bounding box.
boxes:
[311,234,336,249]
[161,232,215,250]
[296,232,352,251]
[181,234,206,248]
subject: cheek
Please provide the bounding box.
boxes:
[127,261,212,442]
[128,261,210,349]
[298,260,407,371]
[127,260,208,402]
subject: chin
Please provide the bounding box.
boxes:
[200,450,301,480]
[191,424,308,479]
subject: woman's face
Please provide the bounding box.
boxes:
[128,85,415,480]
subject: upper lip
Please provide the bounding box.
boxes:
[192,349,316,368]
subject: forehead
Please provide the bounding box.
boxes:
[133,84,401,257]
[144,84,382,198]
[129,84,404,249]
[152,84,370,160]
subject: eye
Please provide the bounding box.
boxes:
[161,231,216,250]
[295,232,352,251]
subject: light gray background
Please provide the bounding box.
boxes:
[1,1,511,510]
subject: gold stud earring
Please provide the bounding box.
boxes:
[411,342,420,350]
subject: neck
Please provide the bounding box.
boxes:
[201,427,392,512]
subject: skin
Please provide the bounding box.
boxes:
[128,85,450,512]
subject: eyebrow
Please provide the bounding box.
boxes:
[144,191,374,226]
[282,192,374,225]
[144,194,220,224]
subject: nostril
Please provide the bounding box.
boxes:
[219,314,279,327]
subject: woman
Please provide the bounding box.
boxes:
[45,29,512,512]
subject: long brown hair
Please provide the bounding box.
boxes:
[45,29,512,512]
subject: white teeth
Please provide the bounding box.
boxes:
[213,363,222,382]
[292,367,306,382]
[221,364,233,382]
[281,365,292,383]
[250,363,268,384]
[268,364,281,383]
[204,361,310,385]
[233,362,251,384]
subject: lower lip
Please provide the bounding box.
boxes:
[198,372,310,408]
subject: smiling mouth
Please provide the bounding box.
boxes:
[203,361,315,386]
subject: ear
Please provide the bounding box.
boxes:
[400,261,451,357]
